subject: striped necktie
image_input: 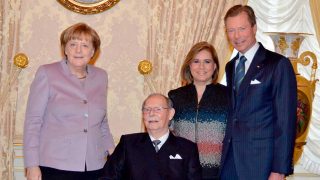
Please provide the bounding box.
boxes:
[235,55,247,92]
[152,140,161,153]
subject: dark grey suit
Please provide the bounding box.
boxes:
[220,43,297,179]
[101,132,202,180]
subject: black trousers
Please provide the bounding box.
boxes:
[40,166,103,180]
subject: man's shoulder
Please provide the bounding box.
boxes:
[225,56,236,70]
[264,48,286,60]
[255,43,288,62]
[260,49,294,72]
[171,134,197,147]
[122,132,147,139]
[113,133,147,152]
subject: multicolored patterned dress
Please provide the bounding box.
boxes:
[168,83,229,179]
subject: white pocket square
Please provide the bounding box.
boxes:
[169,154,182,159]
[250,79,261,85]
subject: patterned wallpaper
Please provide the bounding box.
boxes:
[15,0,148,142]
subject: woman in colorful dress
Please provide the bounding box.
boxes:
[168,41,229,180]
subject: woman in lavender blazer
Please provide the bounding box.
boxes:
[23,23,115,180]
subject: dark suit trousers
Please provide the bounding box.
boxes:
[220,142,239,180]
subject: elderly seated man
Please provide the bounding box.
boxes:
[101,93,202,180]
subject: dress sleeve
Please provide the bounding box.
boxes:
[23,66,50,168]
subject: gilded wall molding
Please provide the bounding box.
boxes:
[57,0,120,14]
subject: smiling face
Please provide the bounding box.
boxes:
[142,95,175,138]
[65,35,95,69]
[189,49,216,85]
[225,11,257,54]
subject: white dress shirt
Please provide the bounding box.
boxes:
[149,130,170,150]
[236,42,260,74]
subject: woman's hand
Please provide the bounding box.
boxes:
[108,148,114,155]
[26,166,41,180]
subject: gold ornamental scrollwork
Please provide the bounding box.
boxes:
[265,32,318,164]
[291,37,302,54]
[0,53,29,110]
[278,36,289,55]
[138,59,156,97]
[298,51,317,67]
[13,53,29,68]
[138,60,153,75]
[57,0,120,15]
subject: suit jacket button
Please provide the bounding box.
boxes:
[84,129,88,133]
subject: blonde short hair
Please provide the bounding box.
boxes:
[60,22,101,58]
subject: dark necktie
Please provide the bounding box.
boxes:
[152,140,161,153]
[235,55,247,92]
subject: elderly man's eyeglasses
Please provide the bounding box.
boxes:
[142,107,170,114]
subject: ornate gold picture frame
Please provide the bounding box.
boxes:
[57,0,120,15]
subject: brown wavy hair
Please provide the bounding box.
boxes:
[180,41,219,86]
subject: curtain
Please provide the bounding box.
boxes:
[145,0,247,95]
[0,0,22,179]
[309,0,320,45]
[248,0,320,175]
[299,0,320,174]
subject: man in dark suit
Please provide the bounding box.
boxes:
[220,5,297,180]
[101,93,202,180]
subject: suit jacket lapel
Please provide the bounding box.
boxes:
[137,133,157,153]
[237,43,267,94]
[226,55,238,110]
[160,132,178,154]
[158,132,183,179]
[226,57,236,91]
[135,133,159,170]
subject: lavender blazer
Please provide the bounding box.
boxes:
[23,60,115,171]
